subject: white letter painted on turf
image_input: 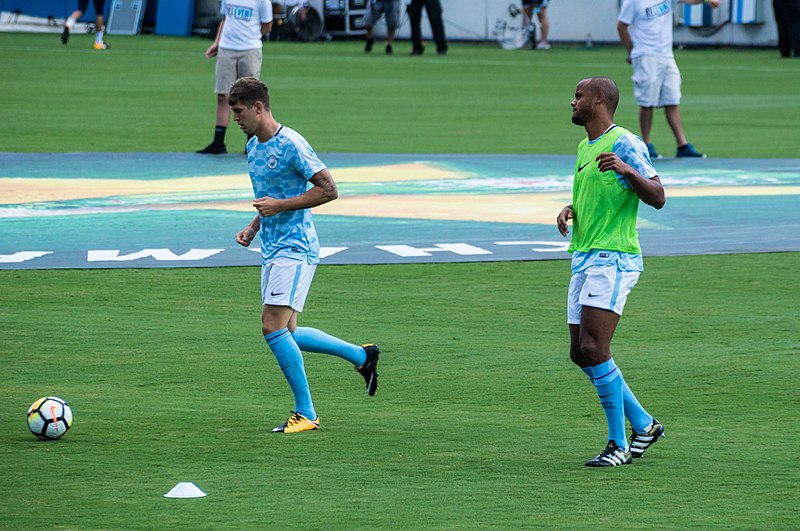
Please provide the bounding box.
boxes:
[0,251,53,263]
[376,243,493,257]
[320,247,347,258]
[87,249,225,261]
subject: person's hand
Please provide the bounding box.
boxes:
[707,0,721,7]
[253,196,283,217]
[236,226,256,247]
[205,43,218,58]
[557,205,574,237]
[626,54,632,65]
[595,152,632,176]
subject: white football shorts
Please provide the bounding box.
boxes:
[631,55,682,108]
[261,257,316,312]
[567,264,640,324]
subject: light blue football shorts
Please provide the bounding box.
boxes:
[261,257,316,312]
[567,263,640,324]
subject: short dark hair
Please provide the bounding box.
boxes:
[228,77,270,109]
[586,76,619,113]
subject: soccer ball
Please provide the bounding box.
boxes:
[27,396,73,440]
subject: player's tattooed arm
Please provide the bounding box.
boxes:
[309,169,339,203]
[253,169,339,217]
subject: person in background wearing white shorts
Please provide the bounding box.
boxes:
[198,0,273,155]
[617,0,720,159]
[230,77,381,434]
[557,77,666,467]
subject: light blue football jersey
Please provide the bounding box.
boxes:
[247,124,326,264]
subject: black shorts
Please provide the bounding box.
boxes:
[77,0,106,14]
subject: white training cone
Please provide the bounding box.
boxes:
[164,482,207,499]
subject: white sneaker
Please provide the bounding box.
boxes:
[537,41,551,50]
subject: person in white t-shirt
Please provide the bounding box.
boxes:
[617,0,719,159]
[198,0,273,154]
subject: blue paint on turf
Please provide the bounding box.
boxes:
[1,153,799,269]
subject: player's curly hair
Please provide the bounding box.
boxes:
[228,77,270,109]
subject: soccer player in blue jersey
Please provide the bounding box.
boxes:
[229,77,381,434]
[556,77,666,466]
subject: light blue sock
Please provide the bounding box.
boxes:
[589,358,627,450]
[619,375,653,433]
[292,327,367,366]
[582,366,652,433]
[265,328,316,420]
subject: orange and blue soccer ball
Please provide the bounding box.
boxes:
[27,396,73,440]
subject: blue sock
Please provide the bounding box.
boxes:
[620,375,653,434]
[589,359,627,450]
[265,328,316,420]
[292,327,367,366]
[582,366,652,433]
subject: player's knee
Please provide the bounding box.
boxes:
[261,310,291,336]
[261,317,282,336]
[578,336,605,364]
[263,323,289,336]
[569,348,586,367]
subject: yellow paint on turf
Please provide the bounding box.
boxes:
[3,161,799,225]
[327,162,470,183]
[0,175,249,204]
[0,163,467,204]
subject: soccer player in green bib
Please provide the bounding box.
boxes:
[557,77,666,467]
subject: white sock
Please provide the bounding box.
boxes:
[66,17,76,29]
[95,31,104,44]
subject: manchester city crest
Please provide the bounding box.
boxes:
[268,155,278,169]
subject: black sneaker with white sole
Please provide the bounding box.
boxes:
[585,440,632,467]
[630,419,665,458]
[356,344,380,396]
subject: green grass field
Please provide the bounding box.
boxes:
[1,32,798,156]
[2,257,798,528]
[1,33,799,528]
